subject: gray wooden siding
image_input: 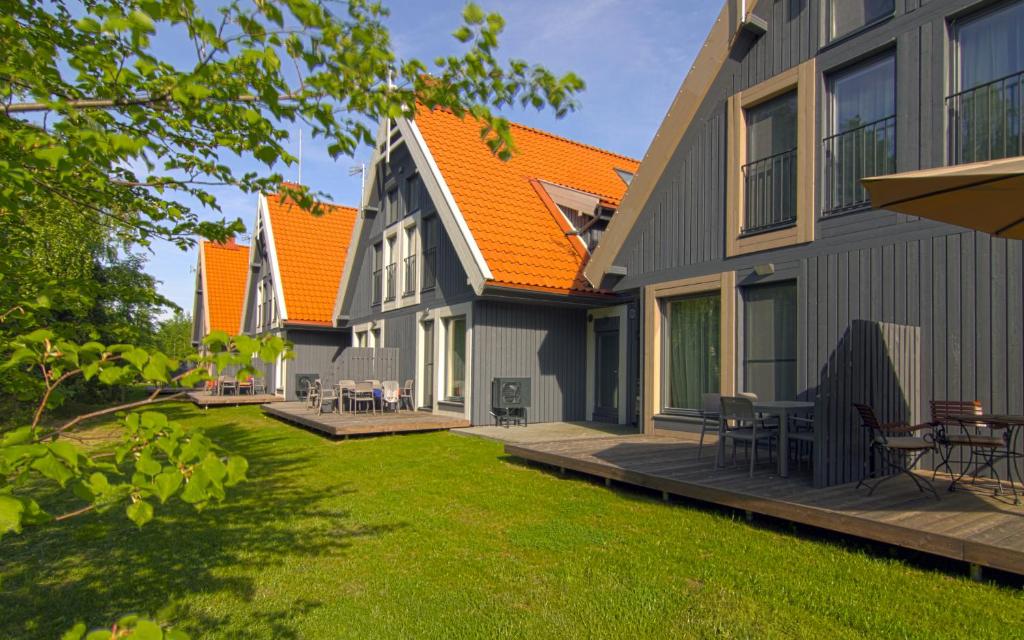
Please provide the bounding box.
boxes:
[283,328,351,400]
[471,301,587,425]
[242,229,275,335]
[609,0,1024,485]
[381,311,418,385]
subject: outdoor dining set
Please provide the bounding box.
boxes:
[300,378,415,416]
[698,393,1024,505]
[206,374,267,396]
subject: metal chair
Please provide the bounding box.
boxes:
[697,393,720,459]
[352,381,376,414]
[929,400,1001,486]
[315,380,339,416]
[400,379,415,410]
[382,380,401,412]
[218,375,238,396]
[250,376,267,395]
[853,404,938,499]
[717,396,779,478]
[338,379,356,413]
[303,379,319,409]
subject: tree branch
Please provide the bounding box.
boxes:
[2,92,299,115]
[53,392,187,435]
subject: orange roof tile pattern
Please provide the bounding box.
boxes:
[200,239,250,335]
[265,192,358,325]
[413,105,640,294]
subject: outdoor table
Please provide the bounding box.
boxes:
[753,400,815,478]
[949,413,1024,505]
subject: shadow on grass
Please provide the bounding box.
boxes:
[0,407,407,639]
[497,455,1024,588]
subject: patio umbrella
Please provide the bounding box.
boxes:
[861,156,1024,240]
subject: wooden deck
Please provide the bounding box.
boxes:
[263,402,470,437]
[187,391,283,408]
[505,431,1024,576]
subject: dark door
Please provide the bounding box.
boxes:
[593,317,620,423]
[422,320,435,408]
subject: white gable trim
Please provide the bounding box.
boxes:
[258,193,289,323]
[197,246,211,336]
[331,118,386,324]
[400,117,492,294]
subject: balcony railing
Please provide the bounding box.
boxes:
[947,69,1024,165]
[421,246,437,291]
[384,263,396,302]
[371,268,382,305]
[742,148,797,234]
[403,255,416,296]
[822,115,896,216]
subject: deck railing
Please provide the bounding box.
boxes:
[822,115,897,216]
[421,246,437,291]
[403,255,416,296]
[947,69,1024,165]
[742,148,797,234]
[384,263,396,302]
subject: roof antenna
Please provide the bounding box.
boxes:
[349,163,366,208]
[385,68,395,164]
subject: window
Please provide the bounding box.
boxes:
[354,330,368,347]
[445,316,466,402]
[742,282,797,402]
[726,59,816,257]
[384,188,399,225]
[665,293,721,412]
[421,216,437,291]
[384,235,397,302]
[255,280,265,330]
[402,225,417,297]
[823,54,896,215]
[405,175,422,214]
[949,1,1024,164]
[371,242,383,305]
[744,91,798,233]
[828,0,894,42]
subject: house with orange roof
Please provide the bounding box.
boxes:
[191,237,250,347]
[332,105,640,425]
[239,186,358,399]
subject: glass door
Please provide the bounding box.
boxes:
[742,281,798,401]
[421,320,434,408]
[593,317,620,422]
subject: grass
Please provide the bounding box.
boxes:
[1,404,1022,639]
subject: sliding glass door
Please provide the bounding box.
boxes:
[664,292,721,412]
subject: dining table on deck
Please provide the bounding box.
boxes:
[753,400,815,478]
[949,413,1024,505]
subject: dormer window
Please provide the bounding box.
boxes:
[614,168,634,186]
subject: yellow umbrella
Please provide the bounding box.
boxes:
[862,156,1024,240]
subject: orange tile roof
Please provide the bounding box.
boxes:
[413,105,640,294]
[265,190,358,325]
[200,238,249,335]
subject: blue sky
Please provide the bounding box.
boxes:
[149,0,720,314]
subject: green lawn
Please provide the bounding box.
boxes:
[2,404,1022,639]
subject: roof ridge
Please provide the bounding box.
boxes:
[202,239,249,251]
[265,190,358,214]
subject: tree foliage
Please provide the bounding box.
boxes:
[1,0,584,249]
[153,312,194,361]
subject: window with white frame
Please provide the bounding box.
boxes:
[256,280,265,331]
[444,316,466,402]
[402,224,417,297]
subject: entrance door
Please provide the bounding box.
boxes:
[422,320,435,408]
[593,317,620,423]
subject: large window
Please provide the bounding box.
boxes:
[823,54,896,215]
[402,224,417,297]
[742,282,797,402]
[665,293,721,412]
[828,0,894,43]
[744,91,798,234]
[384,235,397,302]
[445,316,466,402]
[949,1,1024,164]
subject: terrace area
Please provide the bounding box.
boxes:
[263,401,469,437]
[505,430,1024,577]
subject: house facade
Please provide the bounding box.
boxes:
[239,188,358,399]
[584,0,1024,486]
[333,106,641,425]
[191,238,250,347]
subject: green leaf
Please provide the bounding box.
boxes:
[1,426,35,446]
[152,470,182,503]
[60,622,87,640]
[31,452,75,487]
[463,3,485,24]
[123,347,149,370]
[0,494,25,536]
[136,451,162,476]
[33,145,68,167]
[126,499,153,527]
[225,456,249,487]
[98,365,126,385]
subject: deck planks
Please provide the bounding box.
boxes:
[505,431,1024,576]
[262,402,469,437]
[188,392,283,408]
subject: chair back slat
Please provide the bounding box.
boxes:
[929,400,982,424]
[720,396,756,424]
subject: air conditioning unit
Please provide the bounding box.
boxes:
[492,377,531,409]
